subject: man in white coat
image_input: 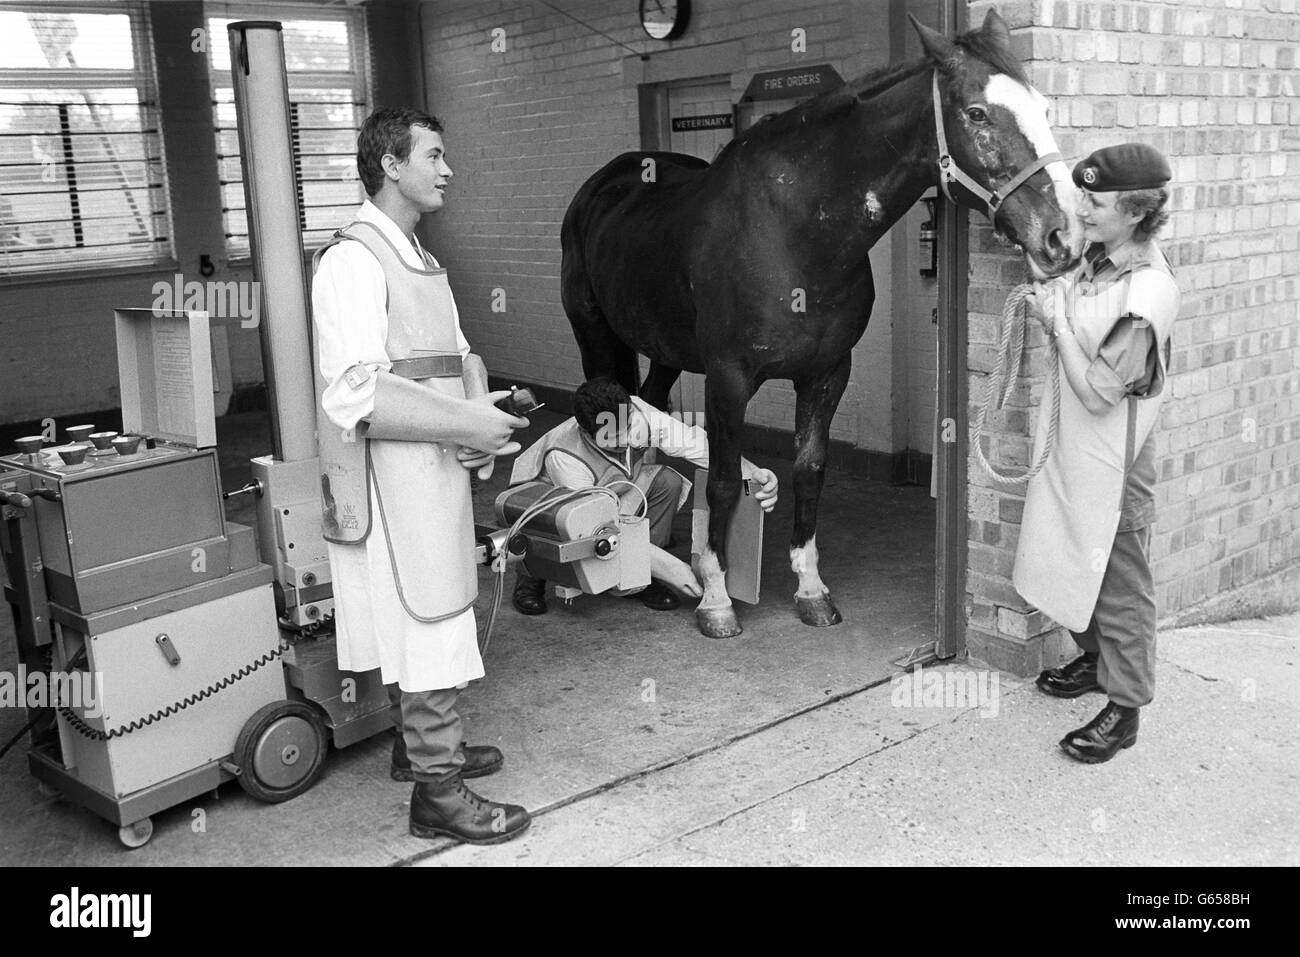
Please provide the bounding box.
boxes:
[312,108,531,843]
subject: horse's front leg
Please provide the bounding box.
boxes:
[790,356,851,626]
[693,363,753,639]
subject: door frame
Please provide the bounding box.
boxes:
[932,0,970,660]
[638,73,735,154]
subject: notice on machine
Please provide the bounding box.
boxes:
[151,322,197,438]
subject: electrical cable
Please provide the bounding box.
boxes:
[57,646,285,742]
[476,483,630,655]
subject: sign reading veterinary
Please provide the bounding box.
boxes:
[671,113,733,132]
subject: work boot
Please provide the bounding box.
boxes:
[512,571,548,615]
[391,733,503,782]
[628,581,680,611]
[1036,652,1100,698]
[409,775,531,844]
[1059,702,1140,764]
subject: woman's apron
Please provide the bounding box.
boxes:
[1013,269,1171,632]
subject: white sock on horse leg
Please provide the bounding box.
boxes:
[692,546,732,610]
[790,537,830,598]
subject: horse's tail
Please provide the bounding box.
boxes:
[560,163,641,394]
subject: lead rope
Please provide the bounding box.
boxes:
[972,283,1062,491]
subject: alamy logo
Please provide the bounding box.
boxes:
[152,274,261,328]
[890,664,1000,718]
[49,888,151,937]
[0,666,100,718]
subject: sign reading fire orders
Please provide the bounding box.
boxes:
[742,64,844,102]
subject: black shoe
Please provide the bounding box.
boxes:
[512,573,548,615]
[391,734,503,782]
[409,775,531,844]
[1036,653,1100,698]
[629,581,680,611]
[1060,702,1140,764]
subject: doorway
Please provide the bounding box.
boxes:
[646,76,734,422]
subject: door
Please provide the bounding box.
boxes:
[659,79,734,423]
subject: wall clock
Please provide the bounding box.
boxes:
[640,0,690,41]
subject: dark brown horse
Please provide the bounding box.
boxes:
[561,10,1082,638]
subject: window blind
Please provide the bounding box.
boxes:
[207,6,370,259]
[0,3,171,277]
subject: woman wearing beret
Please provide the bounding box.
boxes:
[1013,143,1181,763]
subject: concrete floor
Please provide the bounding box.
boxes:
[422,614,1299,867]
[0,410,938,863]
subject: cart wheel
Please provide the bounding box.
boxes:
[118,818,153,849]
[233,700,328,804]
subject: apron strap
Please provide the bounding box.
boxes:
[1120,397,1137,512]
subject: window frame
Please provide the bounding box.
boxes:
[0,0,174,281]
[205,1,372,262]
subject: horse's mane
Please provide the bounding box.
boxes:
[846,60,930,103]
[846,26,1030,99]
[711,27,1027,162]
[952,28,1030,85]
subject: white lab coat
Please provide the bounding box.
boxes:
[312,201,484,692]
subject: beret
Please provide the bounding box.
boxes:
[1072,143,1172,191]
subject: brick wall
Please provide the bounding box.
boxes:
[419,0,913,453]
[964,0,1300,673]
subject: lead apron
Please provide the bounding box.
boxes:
[1013,274,1170,633]
[315,221,478,689]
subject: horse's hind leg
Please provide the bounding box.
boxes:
[693,363,753,639]
[790,356,851,627]
[561,255,640,394]
[640,361,681,411]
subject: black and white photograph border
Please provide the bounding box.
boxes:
[0,0,1295,889]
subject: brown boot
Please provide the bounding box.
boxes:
[409,775,531,844]
[512,571,548,615]
[1059,702,1140,764]
[391,733,503,782]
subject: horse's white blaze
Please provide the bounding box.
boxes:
[984,74,1080,251]
[695,545,732,611]
[790,537,828,598]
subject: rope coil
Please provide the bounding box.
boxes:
[972,282,1061,492]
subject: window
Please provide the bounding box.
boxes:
[206,5,370,259]
[0,3,171,277]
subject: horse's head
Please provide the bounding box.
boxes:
[912,10,1082,278]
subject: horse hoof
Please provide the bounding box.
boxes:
[796,593,842,627]
[696,607,742,639]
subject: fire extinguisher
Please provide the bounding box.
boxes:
[919,197,937,278]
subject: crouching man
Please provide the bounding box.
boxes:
[509,377,778,615]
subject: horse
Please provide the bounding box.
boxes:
[560,10,1082,639]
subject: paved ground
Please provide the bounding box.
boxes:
[417,614,1299,867]
[1,411,1294,865]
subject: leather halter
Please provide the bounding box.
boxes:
[931,72,1062,220]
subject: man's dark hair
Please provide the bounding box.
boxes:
[573,377,630,437]
[356,107,444,197]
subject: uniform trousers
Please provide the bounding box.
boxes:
[1068,524,1157,708]
[386,684,466,782]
